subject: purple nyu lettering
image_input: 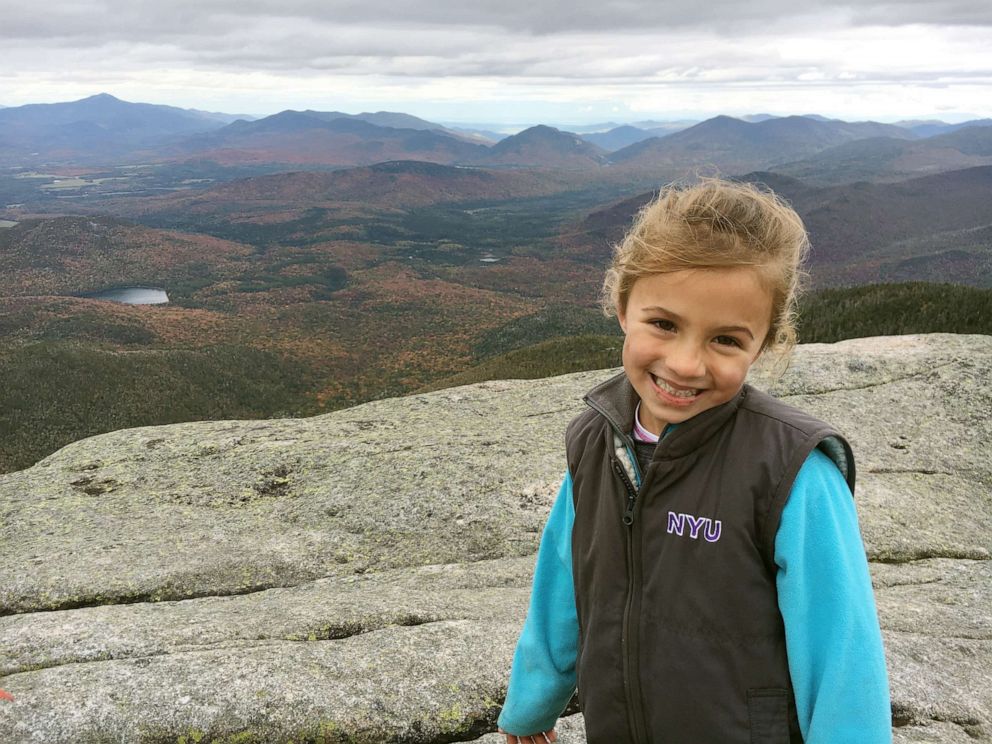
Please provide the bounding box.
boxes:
[666,511,722,543]
[685,514,707,539]
[703,519,722,543]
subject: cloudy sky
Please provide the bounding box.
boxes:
[3,0,991,127]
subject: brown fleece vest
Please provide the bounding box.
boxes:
[565,373,855,744]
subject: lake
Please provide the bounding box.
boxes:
[87,287,170,305]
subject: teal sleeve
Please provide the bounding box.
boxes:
[497,472,578,735]
[776,448,892,743]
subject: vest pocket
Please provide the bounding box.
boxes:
[747,688,790,744]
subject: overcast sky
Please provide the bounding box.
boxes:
[3,0,991,127]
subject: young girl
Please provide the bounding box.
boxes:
[497,178,891,744]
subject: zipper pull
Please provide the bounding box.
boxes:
[611,458,638,526]
[623,496,636,526]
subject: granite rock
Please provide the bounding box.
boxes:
[1,334,989,742]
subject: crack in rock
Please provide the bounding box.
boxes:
[892,703,986,729]
[870,550,991,564]
[1,581,306,618]
[523,407,575,418]
[281,613,447,642]
[866,468,954,476]
[778,360,961,397]
[885,629,992,641]
[878,577,945,588]
[0,616,456,680]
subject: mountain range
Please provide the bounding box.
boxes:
[771,125,992,184]
[606,115,915,173]
[899,118,992,138]
[4,94,992,180]
[567,165,992,287]
[1,92,991,474]
[166,111,490,167]
[0,94,241,164]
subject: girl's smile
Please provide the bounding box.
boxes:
[617,266,773,435]
[650,373,701,404]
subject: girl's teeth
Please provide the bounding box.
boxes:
[654,375,698,398]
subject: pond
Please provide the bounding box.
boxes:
[86,287,170,305]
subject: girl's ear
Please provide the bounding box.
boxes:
[617,304,628,334]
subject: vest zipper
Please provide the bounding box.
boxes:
[611,456,649,744]
[612,458,638,525]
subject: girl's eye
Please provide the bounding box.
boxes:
[715,335,742,348]
[651,319,676,332]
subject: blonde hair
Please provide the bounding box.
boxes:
[601,177,810,358]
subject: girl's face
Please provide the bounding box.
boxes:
[617,266,773,435]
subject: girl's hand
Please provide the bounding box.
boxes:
[498,725,558,743]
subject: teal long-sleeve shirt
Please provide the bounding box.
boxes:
[497,449,892,742]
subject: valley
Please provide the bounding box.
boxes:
[1,95,990,473]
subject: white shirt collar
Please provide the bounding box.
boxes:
[632,401,661,443]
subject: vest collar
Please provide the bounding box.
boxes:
[583,371,748,460]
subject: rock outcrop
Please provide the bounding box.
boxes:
[1,333,990,743]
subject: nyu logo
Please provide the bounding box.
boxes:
[667,511,722,543]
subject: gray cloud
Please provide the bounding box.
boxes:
[2,0,990,86]
[3,0,991,44]
[845,0,992,27]
[4,21,990,86]
[1,0,989,120]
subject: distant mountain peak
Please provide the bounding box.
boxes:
[75,93,126,105]
[0,94,242,165]
[497,124,594,147]
[481,124,605,167]
[524,124,561,133]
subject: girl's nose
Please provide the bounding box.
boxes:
[666,341,705,379]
